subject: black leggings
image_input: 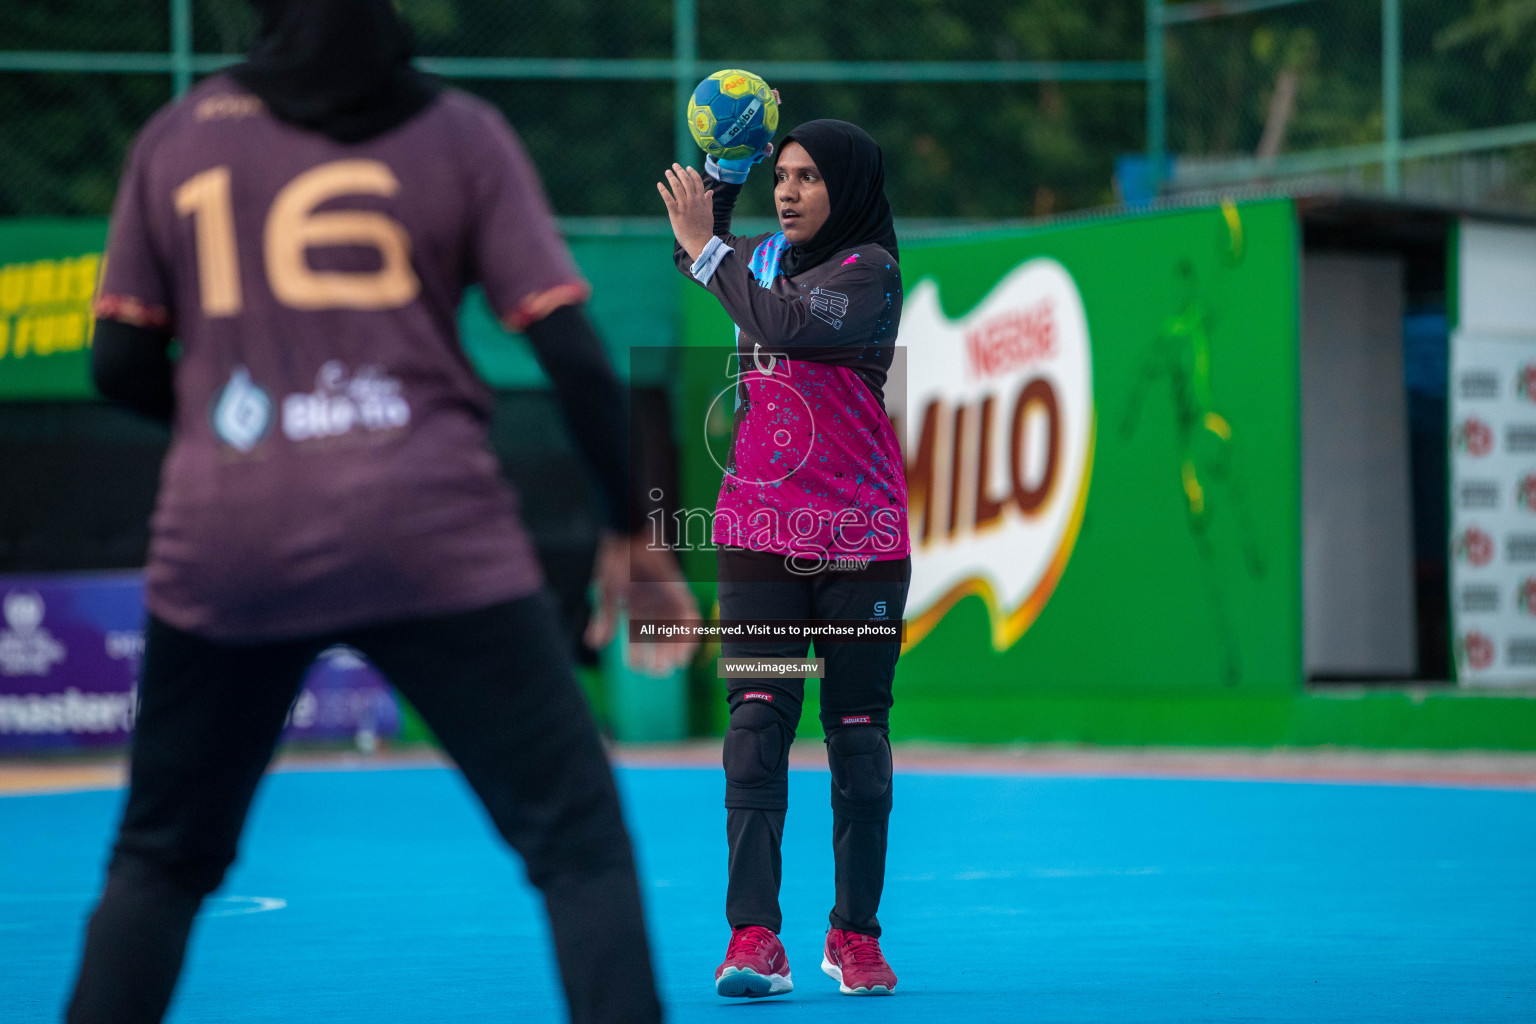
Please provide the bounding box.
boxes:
[715,547,911,937]
[66,592,659,1024]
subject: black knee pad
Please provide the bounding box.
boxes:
[723,700,791,810]
[826,725,892,820]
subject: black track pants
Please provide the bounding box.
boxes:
[66,592,660,1024]
[715,547,909,937]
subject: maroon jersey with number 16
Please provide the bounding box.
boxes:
[98,75,587,641]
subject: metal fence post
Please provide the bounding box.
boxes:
[1146,0,1166,197]
[171,0,192,98]
[1383,0,1401,195]
[673,0,698,168]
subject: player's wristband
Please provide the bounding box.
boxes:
[706,150,767,185]
[689,236,731,285]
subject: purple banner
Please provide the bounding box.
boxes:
[0,573,400,753]
[287,645,401,747]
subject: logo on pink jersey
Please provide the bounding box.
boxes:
[808,287,849,329]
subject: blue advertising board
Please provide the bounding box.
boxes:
[0,573,399,753]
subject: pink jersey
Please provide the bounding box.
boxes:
[98,76,586,640]
[718,355,908,560]
[680,230,908,561]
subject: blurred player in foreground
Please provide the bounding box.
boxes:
[66,2,694,1022]
[659,119,909,997]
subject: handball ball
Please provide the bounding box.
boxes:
[688,69,778,160]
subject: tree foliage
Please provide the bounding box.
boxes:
[2,1,1535,219]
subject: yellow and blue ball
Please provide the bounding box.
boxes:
[687,69,778,160]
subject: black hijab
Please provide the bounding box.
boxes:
[777,120,899,278]
[230,0,441,144]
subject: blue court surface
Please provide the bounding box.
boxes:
[3,761,1533,1023]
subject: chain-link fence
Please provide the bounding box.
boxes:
[6,1,1536,222]
[0,0,1149,223]
[1166,0,1536,211]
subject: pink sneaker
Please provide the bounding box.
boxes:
[821,928,897,995]
[715,925,793,998]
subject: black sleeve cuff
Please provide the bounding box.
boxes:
[708,175,744,238]
[523,303,649,534]
[92,318,175,423]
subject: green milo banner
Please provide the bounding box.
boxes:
[680,199,1302,728]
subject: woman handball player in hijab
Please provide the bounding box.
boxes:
[660,113,911,998]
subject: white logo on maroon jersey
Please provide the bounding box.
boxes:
[283,361,410,443]
[211,366,273,453]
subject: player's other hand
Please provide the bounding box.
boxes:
[585,531,701,675]
[658,164,716,262]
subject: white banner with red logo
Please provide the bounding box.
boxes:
[1449,331,1536,685]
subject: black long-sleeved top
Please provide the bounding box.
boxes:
[673,176,902,408]
[671,174,910,562]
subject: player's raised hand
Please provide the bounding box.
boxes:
[658,163,715,262]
